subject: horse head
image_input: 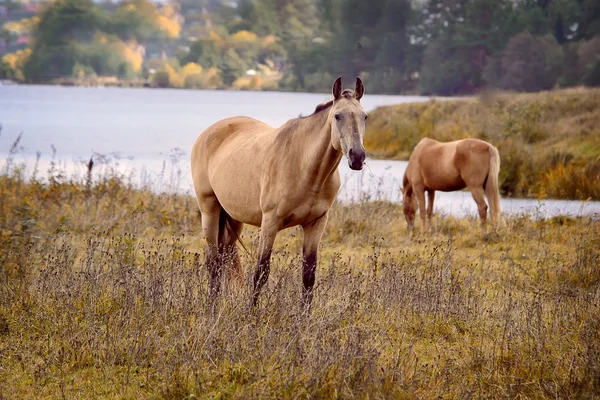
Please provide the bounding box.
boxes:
[329,76,368,171]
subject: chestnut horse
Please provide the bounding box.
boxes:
[191,77,368,305]
[402,138,502,231]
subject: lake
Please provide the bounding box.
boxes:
[1,84,599,219]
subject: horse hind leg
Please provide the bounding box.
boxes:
[199,196,223,297]
[218,211,244,289]
[469,186,488,228]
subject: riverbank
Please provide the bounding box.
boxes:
[1,160,599,399]
[365,88,600,200]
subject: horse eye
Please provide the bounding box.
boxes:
[364,114,369,121]
[334,114,341,121]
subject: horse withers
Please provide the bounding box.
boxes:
[191,76,369,305]
[402,138,502,232]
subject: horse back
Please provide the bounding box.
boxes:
[194,116,274,157]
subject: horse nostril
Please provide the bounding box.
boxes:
[349,148,354,157]
[358,149,366,162]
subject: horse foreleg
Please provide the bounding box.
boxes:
[469,187,488,228]
[252,215,280,307]
[302,214,328,307]
[414,185,427,232]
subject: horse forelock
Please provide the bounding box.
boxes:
[341,89,354,99]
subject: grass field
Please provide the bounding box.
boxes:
[364,88,600,200]
[1,150,599,399]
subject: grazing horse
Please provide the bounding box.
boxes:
[402,138,502,232]
[191,76,368,305]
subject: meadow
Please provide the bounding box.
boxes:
[1,142,599,399]
[364,88,600,200]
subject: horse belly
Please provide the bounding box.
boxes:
[434,179,466,192]
[209,159,263,227]
[422,165,466,192]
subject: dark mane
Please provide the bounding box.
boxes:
[312,100,333,115]
[303,89,355,118]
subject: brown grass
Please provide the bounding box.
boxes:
[0,154,599,399]
[365,87,600,200]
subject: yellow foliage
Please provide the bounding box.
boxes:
[160,4,178,18]
[121,42,144,72]
[180,62,203,88]
[2,16,39,35]
[208,30,225,48]
[157,15,180,38]
[2,48,31,81]
[231,30,258,46]
[181,62,203,77]
[156,5,181,38]
[150,61,224,89]
[232,75,263,90]
[90,33,143,73]
[164,63,182,87]
[249,75,262,89]
[257,61,277,76]
[179,63,224,89]
[203,66,223,88]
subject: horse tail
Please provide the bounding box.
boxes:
[218,210,247,284]
[218,209,248,252]
[485,144,503,229]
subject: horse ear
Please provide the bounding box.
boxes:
[354,76,364,101]
[332,76,342,100]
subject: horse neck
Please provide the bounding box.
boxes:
[302,111,342,185]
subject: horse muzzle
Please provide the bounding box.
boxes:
[348,147,366,171]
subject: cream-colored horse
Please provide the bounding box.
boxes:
[402,138,502,231]
[191,77,368,305]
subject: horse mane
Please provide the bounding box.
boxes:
[278,89,358,141]
[305,89,355,118]
[312,100,333,115]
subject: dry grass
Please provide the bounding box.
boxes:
[1,154,599,399]
[365,87,600,200]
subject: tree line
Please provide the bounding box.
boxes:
[1,0,599,94]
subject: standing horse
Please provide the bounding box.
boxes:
[402,138,502,232]
[191,77,368,305]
